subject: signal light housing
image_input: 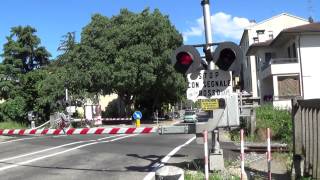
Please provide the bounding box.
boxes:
[212,42,243,75]
[171,45,203,75]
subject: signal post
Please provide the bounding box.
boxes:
[159,0,243,171]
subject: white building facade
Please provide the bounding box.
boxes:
[239,13,309,98]
[247,23,320,108]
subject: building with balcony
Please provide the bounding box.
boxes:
[247,23,320,108]
[239,13,309,98]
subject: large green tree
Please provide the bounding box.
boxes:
[75,8,186,116]
[0,26,51,122]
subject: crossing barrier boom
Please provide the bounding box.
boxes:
[0,127,157,136]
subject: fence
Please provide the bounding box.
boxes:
[292,98,320,179]
[238,92,260,135]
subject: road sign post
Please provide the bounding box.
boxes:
[133,111,142,128]
[156,110,159,126]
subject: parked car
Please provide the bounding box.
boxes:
[183,110,197,123]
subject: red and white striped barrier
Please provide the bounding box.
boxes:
[94,116,102,126]
[203,130,209,180]
[103,118,131,121]
[267,128,272,180]
[240,129,245,180]
[0,127,157,136]
[71,118,131,123]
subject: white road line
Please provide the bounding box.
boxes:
[0,137,39,145]
[0,134,124,162]
[0,135,68,145]
[143,136,196,180]
[0,134,137,172]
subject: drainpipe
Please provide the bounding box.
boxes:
[298,33,304,98]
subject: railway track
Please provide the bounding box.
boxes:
[234,143,289,153]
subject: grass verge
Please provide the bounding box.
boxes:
[185,170,240,180]
[0,121,28,129]
[183,159,240,180]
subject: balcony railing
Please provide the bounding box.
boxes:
[260,58,298,71]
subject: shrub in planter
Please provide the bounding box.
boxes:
[255,104,292,144]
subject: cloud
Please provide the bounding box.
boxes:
[182,12,253,42]
[182,18,204,41]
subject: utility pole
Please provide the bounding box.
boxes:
[201,0,224,171]
[201,0,214,70]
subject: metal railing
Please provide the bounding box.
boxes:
[272,58,298,64]
[261,58,298,71]
[292,98,320,179]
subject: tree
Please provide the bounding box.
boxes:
[0,26,51,122]
[78,9,186,116]
[57,32,76,53]
[2,26,50,73]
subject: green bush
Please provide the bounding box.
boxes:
[0,97,28,123]
[256,104,292,143]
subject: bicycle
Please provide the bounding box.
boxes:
[79,118,93,128]
[53,112,71,134]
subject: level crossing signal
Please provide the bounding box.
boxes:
[171,42,242,75]
[171,45,203,75]
[212,42,243,75]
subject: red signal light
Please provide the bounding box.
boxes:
[171,45,202,75]
[212,42,243,75]
[177,52,193,65]
[216,48,236,71]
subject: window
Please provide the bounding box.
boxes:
[255,56,260,74]
[287,47,291,58]
[268,31,274,39]
[256,30,265,35]
[292,43,297,58]
[278,76,300,97]
[265,52,272,65]
[253,37,259,43]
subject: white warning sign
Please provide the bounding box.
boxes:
[186,70,232,101]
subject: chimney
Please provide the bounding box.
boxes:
[308,16,314,23]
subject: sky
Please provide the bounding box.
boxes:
[0,0,319,60]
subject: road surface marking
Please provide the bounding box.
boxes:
[0,137,40,145]
[0,134,137,172]
[0,134,124,162]
[143,136,196,180]
[0,135,70,145]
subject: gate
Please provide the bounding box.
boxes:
[292,98,320,179]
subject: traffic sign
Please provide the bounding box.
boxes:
[186,69,232,101]
[133,111,142,120]
[200,99,219,110]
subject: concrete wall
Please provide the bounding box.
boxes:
[99,94,118,111]
[273,99,292,109]
[299,35,320,99]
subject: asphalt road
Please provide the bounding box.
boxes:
[0,117,240,180]
[0,132,205,180]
